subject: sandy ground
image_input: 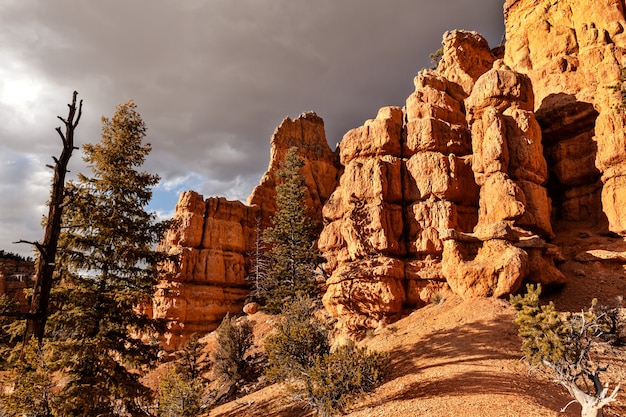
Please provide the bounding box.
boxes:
[205,223,625,417]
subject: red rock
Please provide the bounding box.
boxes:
[442,239,529,298]
[247,111,339,227]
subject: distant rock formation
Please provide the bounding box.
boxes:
[0,256,35,312]
[157,0,626,344]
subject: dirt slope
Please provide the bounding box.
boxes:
[208,224,625,417]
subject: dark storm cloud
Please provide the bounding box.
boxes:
[0,0,505,255]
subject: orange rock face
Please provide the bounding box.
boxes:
[321,29,566,331]
[247,111,339,228]
[160,0,626,338]
[504,0,626,232]
[155,113,339,350]
[153,192,258,350]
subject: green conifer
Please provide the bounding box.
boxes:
[260,146,320,313]
[511,284,621,417]
[47,100,170,415]
[213,313,254,387]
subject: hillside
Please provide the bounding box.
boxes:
[205,223,625,417]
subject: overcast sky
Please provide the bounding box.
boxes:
[0,0,504,257]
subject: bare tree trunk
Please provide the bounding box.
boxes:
[19,91,82,354]
[562,379,621,417]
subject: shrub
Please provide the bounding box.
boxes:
[157,367,205,417]
[0,340,56,417]
[212,314,254,388]
[265,297,388,416]
[301,343,389,417]
[157,334,210,417]
[265,297,329,382]
[511,284,620,417]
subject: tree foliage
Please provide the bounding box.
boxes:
[511,284,621,417]
[265,297,329,382]
[303,343,389,417]
[265,297,388,416]
[260,146,320,313]
[212,313,255,388]
[158,335,210,417]
[173,333,211,381]
[41,99,170,415]
[157,368,205,417]
[0,341,55,417]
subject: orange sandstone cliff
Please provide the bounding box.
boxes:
[154,0,626,347]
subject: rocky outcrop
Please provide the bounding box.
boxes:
[0,257,35,312]
[153,192,257,350]
[320,30,566,331]
[160,0,626,339]
[504,0,626,232]
[319,107,407,329]
[155,112,339,350]
[247,112,340,228]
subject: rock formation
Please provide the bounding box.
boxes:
[154,112,339,350]
[0,256,35,312]
[247,112,340,228]
[159,0,626,340]
[504,0,626,231]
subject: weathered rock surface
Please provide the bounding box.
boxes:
[160,0,626,339]
[155,113,339,350]
[0,257,35,312]
[153,192,258,350]
[321,30,565,331]
[504,0,626,232]
[247,111,340,228]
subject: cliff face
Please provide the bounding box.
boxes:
[158,0,626,344]
[504,0,626,230]
[0,257,35,312]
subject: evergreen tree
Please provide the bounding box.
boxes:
[0,341,56,417]
[265,297,329,382]
[511,285,621,417]
[173,333,210,381]
[260,146,320,313]
[157,368,205,417]
[46,100,170,416]
[157,335,210,417]
[212,313,254,389]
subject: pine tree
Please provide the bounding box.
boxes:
[212,313,254,389]
[46,100,170,416]
[173,333,211,381]
[260,146,320,313]
[511,285,621,417]
[157,335,210,417]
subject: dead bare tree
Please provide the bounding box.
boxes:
[16,91,82,351]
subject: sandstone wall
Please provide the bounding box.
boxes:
[504,0,626,231]
[156,112,339,350]
[320,30,565,332]
[159,0,626,339]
